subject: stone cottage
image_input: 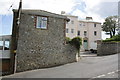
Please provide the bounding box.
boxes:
[11,9,77,73]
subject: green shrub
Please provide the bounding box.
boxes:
[70,37,82,57]
[112,35,120,41]
[103,34,120,42]
[66,37,71,44]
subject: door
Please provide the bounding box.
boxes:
[83,40,88,51]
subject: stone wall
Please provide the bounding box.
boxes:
[97,42,120,56]
[13,10,78,72]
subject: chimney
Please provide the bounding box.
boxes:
[61,11,66,15]
[86,17,93,21]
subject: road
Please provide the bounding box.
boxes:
[2,53,119,78]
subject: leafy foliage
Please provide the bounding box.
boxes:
[103,34,120,42]
[102,16,118,38]
[65,37,82,57]
[70,37,82,57]
[70,37,82,50]
[66,37,71,44]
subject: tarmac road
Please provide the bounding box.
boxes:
[2,53,119,78]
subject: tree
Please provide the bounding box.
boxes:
[102,16,118,38]
[70,37,82,57]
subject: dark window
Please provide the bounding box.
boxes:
[79,23,82,26]
[84,31,87,36]
[71,29,74,33]
[36,16,47,29]
[77,31,80,36]
[71,20,74,24]
[94,31,97,36]
[94,23,96,27]
[66,28,69,33]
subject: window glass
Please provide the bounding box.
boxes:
[77,31,80,36]
[79,23,82,26]
[94,23,96,27]
[4,39,10,50]
[71,29,74,33]
[0,40,3,50]
[84,31,87,36]
[94,31,97,36]
[36,16,47,29]
[66,28,69,33]
[84,40,87,42]
[71,20,74,24]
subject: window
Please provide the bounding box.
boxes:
[94,31,97,36]
[0,39,10,50]
[94,23,96,27]
[4,39,10,50]
[71,20,74,24]
[71,29,74,33]
[84,31,87,36]
[0,40,3,50]
[77,30,80,36]
[79,23,82,26]
[83,23,85,26]
[36,16,47,29]
[66,28,69,33]
[84,40,87,42]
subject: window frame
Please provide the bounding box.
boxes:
[0,40,3,50]
[71,29,74,33]
[84,31,87,36]
[66,28,69,33]
[77,30,80,36]
[79,23,82,26]
[35,16,48,29]
[94,23,97,27]
[94,31,97,36]
[4,39,10,50]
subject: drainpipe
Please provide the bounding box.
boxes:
[14,0,22,73]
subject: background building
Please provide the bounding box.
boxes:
[64,14,102,51]
[65,15,78,39]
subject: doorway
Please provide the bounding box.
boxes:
[83,40,88,51]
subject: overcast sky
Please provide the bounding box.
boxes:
[0,0,119,39]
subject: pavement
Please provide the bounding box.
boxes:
[80,51,97,57]
[1,52,119,78]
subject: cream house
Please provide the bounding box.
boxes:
[65,15,78,39]
[65,15,102,51]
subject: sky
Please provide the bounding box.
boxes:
[0,0,119,39]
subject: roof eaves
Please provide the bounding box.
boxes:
[13,9,68,20]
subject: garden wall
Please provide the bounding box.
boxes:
[97,42,120,56]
